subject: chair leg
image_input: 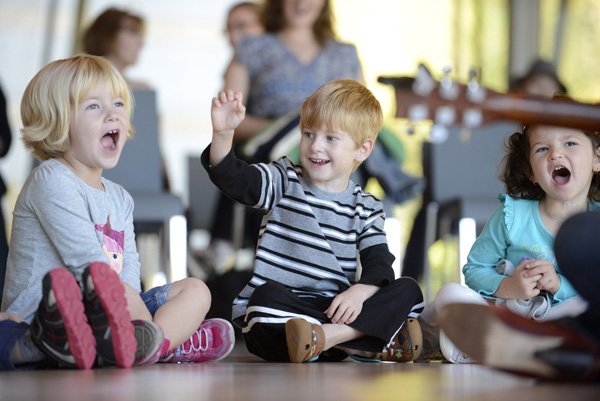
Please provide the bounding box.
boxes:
[423,202,440,302]
[167,215,188,281]
[457,218,477,286]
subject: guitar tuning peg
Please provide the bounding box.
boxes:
[413,63,436,96]
[408,103,429,121]
[467,66,486,103]
[462,108,483,128]
[435,106,456,126]
[430,124,449,144]
[468,67,480,82]
[440,66,459,100]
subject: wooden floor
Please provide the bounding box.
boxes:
[1,344,598,401]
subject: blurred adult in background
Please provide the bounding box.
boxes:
[224,0,363,142]
[509,58,567,97]
[225,2,264,48]
[0,83,12,302]
[82,7,149,90]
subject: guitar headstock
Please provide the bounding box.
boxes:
[379,64,600,142]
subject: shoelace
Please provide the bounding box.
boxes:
[178,328,210,355]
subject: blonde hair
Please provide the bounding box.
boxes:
[300,79,383,146]
[21,54,134,160]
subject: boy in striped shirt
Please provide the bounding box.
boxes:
[202,79,424,363]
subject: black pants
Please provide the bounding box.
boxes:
[240,279,424,362]
[554,211,600,344]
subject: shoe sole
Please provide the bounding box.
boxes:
[381,318,422,362]
[285,318,323,363]
[404,318,423,361]
[46,268,96,369]
[439,304,565,377]
[86,262,136,368]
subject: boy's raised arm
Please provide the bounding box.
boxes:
[209,89,246,166]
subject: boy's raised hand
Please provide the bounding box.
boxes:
[211,89,246,135]
[210,89,246,166]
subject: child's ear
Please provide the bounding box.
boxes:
[526,166,537,184]
[355,139,375,163]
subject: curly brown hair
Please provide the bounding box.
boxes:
[260,0,335,45]
[501,124,600,202]
[82,8,144,57]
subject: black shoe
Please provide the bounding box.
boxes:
[82,262,136,368]
[30,267,96,369]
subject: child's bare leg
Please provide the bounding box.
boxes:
[152,278,211,349]
[0,312,23,323]
[321,324,376,358]
[123,283,153,321]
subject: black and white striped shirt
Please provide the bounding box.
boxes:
[202,147,395,321]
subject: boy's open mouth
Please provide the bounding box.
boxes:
[552,165,571,185]
[310,158,329,165]
[101,129,119,150]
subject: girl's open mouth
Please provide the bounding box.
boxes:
[552,165,571,185]
[101,129,120,151]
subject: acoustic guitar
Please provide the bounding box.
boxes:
[379,64,600,132]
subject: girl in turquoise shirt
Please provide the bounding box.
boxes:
[418,123,600,364]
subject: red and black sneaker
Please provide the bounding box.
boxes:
[82,262,136,368]
[30,267,96,369]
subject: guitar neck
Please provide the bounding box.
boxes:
[379,76,600,131]
[484,95,600,131]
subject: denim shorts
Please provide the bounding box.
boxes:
[140,282,174,315]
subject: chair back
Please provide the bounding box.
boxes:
[104,89,163,193]
[423,121,518,229]
[187,155,220,231]
[104,89,183,223]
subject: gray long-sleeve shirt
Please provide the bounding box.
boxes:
[1,158,141,322]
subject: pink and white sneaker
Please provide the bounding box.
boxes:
[161,318,235,363]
